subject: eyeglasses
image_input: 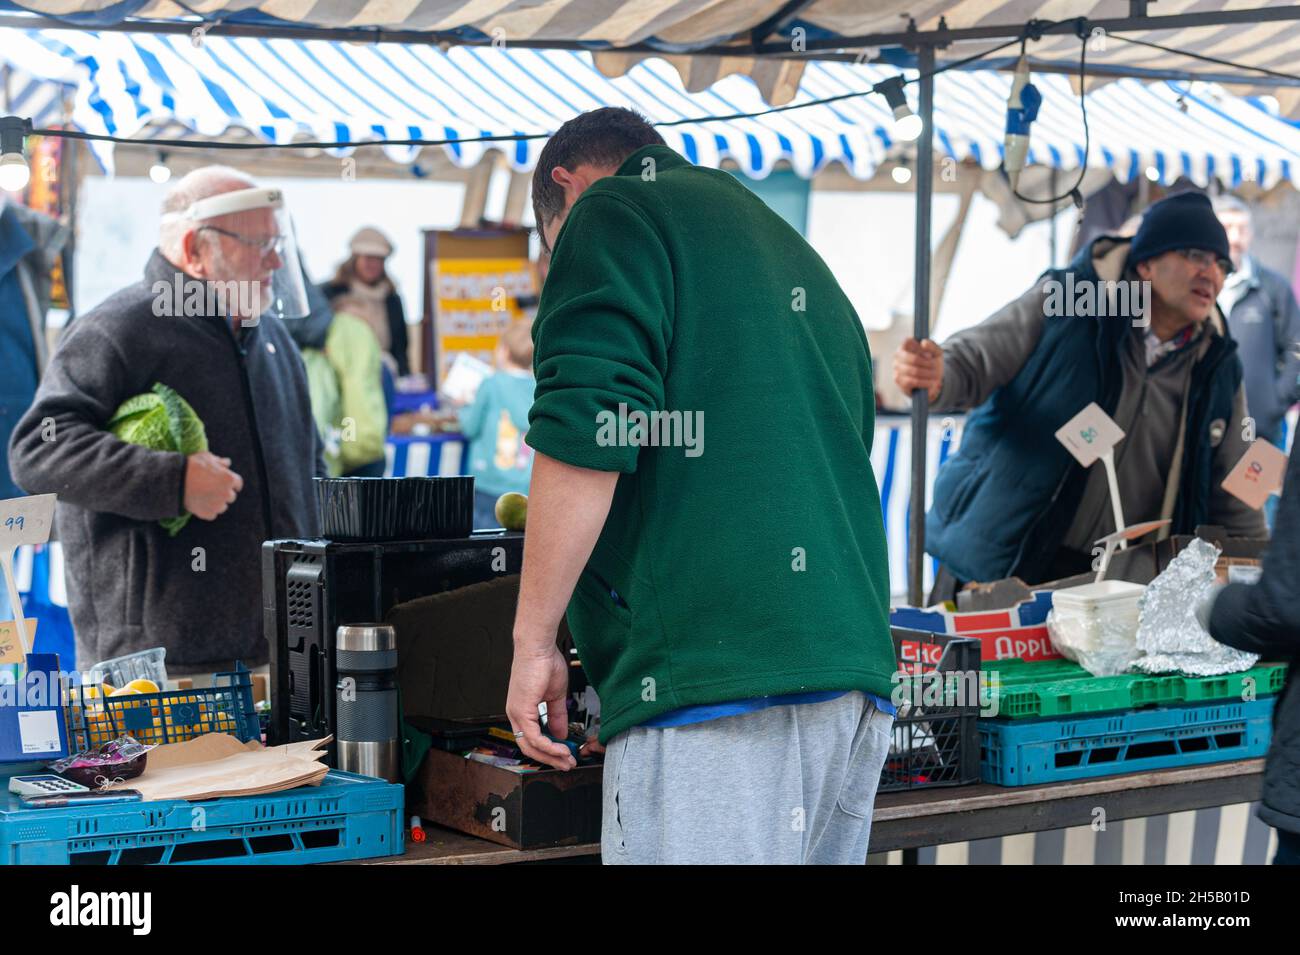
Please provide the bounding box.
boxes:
[198,226,285,257]
[1174,248,1232,276]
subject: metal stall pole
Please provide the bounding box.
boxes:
[907,45,936,609]
[900,42,937,871]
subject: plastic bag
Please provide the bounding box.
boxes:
[49,736,154,789]
[1046,580,1145,676]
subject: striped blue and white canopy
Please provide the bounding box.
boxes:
[4,27,1300,188]
[5,1,1300,112]
[0,64,70,127]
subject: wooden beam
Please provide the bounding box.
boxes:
[458,154,497,229]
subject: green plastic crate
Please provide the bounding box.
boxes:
[982,658,1288,719]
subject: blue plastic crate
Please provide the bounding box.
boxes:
[65,663,260,750]
[0,770,404,865]
[980,697,1275,787]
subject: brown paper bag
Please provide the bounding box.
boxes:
[107,734,332,801]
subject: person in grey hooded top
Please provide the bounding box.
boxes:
[895,192,1266,599]
[8,166,323,674]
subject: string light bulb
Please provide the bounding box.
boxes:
[0,116,32,193]
[877,77,923,143]
[149,151,172,184]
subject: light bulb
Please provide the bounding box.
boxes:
[150,162,172,184]
[891,164,913,184]
[0,153,30,192]
[893,112,924,143]
[1144,166,1160,182]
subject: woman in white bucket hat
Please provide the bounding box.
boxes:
[323,226,410,377]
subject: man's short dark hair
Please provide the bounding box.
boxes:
[532,107,664,246]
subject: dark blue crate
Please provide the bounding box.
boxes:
[0,770,404,865]
[65,663,260,750]
[980,697,1275,786]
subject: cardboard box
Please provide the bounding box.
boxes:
[413,746,602,850]
[390,573,600,849]
[0,654,69,764]
[952,528,1268,613]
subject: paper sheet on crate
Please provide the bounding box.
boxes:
[106,734,331,801]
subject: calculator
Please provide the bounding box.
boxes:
[8,774,91,797]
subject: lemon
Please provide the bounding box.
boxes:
[83,681,116,700]
[114,678,160,696]
[494,492,528,531]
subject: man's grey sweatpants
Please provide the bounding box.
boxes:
[601,691,892,865]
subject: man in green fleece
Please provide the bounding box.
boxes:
[506,108,895,864]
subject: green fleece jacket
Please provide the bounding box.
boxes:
[528,144,893,742]
[301,311,388,476]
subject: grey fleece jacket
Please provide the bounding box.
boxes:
[8,250,324,672]
[934,238,1266,548]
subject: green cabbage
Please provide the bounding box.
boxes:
[108,382,209,537]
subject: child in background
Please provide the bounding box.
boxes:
[458,320,536,528]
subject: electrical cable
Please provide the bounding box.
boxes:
[1011,27,1090,209]
[24,27,1040,149]
[1112,33,1300,85]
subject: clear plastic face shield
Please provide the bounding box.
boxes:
[172,187,309,323]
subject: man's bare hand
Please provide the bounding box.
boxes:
[184,451,243,520]
[893,337,944,403]
[506,644,576,770]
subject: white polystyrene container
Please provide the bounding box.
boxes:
[1047,580,1146,675]
[1051,580,1147,615]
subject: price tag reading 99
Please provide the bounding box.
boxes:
[0,495,55,548]
[0,494,56,659]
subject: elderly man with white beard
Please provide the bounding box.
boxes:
[9,165,323,681]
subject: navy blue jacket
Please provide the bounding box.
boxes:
[1209,439,1300,833]
[0,203,67,500]
[0,208,37,500]
[928,240,1243,584]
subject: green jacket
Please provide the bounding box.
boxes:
[301,312,387,476]
[528,144,893,742]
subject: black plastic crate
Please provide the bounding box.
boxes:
[880,627,982,792]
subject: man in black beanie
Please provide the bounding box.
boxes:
[894,190,1267,598]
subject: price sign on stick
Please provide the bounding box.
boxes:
[0,619,39,665]
[0,494,56,658]
[1056,404,1128,546]
[1222,440,1288,510]
[1055,403,1126,467]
